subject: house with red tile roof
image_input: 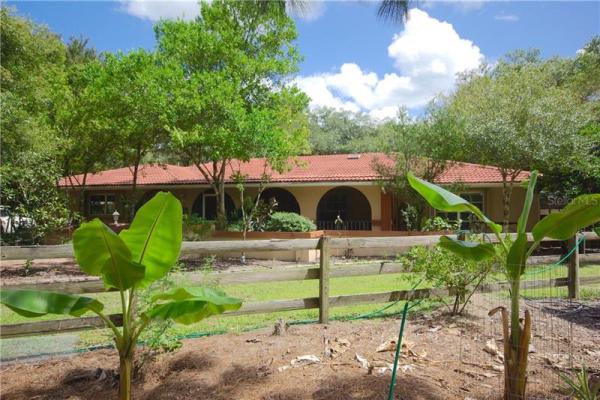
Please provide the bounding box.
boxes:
[60,152,538,231]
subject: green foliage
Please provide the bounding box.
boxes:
[407,172,501,234]
[183,214,214,241]
[558,365,600,400]
[226,219,244,232]
[408,171,600,399]
[0,290,103,318]
[73,219,144,290]
[308,107,389,154]
[373,107,463,230]
[532,195,600,241]
[265,212,316,232]
[120,192,183,286]
[147,287,242,324]
[0,193,241,400]
[447,53,596,224]
[438,236,497,262]
[399,245,494,315]
[137,263,185,352]
[421,216,461,232]
[0,150,73,244]
[400,205,419,231]
[0,8,74,243]
[160,0,309,228]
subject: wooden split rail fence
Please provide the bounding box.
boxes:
[1,232,599,339]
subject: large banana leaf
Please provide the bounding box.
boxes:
[0,290,104,317]
[146,287,242,325]
[532,194,600,241]
[120,192,183,286]
[73,219,144,290]
[438,236,496,261]
[507,171,538,278]
[407,172,502,234]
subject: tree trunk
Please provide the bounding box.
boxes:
[119,353,133,400]
[215,180,227,230]
[129,146,143,221]
[79,172,88,217]
[501,177,514,232]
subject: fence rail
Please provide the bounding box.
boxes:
[2,231,598,261]
[1,232,598,339]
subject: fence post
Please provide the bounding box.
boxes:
[319,236,331,324]
[567,235,580,299]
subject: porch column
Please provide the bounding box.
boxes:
[380,191,393,231]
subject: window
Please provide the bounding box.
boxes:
[438,192,484,230]
[89,194,116,215]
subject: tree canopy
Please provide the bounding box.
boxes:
[161,0,310,228]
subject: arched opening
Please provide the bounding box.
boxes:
[317,187,372,230]
[192,190,235,221]
[259,188,301,214]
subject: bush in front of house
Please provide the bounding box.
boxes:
[183,214,214,240]
[264,212,316,232]
[421,216,461,232]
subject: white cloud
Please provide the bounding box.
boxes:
[120,0,200,21]
[494,14,519,22]
[295,9,483,120]
[290,1,326,22]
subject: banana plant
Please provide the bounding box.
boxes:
[1,192,242,400]
[407,171,600,400]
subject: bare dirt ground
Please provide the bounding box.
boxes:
[1,294,599,400]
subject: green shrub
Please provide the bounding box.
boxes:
[558,365,599,400]
[422,216,461,232]
[265,212,316,232]
[399,244,495,315]
[226,219,244,232]
[183,214,213,240]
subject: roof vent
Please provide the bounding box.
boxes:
[347,154,361,160]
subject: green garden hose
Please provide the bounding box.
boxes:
[386,301,410,400]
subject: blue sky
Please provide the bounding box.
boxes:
[9,1,600,118]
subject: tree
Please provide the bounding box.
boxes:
[448,58,595,228]
[0,7,73,242]
[56,38,116,215]
[308,107,387,154]
[82,50,179,218]
[161,0,310,229]
[537,37,600,199]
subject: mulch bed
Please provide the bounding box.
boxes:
[2,295,599,400]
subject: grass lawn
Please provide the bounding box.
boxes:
[1,262,599,352]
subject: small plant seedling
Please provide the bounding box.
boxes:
[558,365,600,400]
[1,192,242,400]
[407,171,600,400]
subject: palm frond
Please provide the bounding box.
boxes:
[377,0,409,23]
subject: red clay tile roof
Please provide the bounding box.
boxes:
[59,153,531,188]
